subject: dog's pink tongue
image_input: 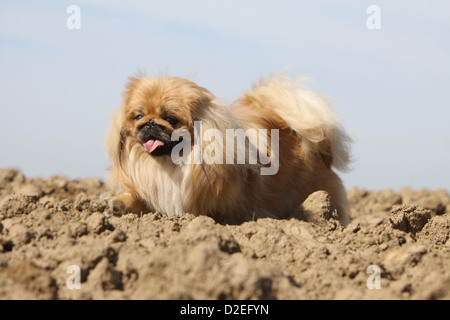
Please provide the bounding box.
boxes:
[143,139,165,153]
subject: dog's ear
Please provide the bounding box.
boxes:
[105,108,130,193]
[122,75,143,106]
[107,74,144,170]
[105,109,125,168]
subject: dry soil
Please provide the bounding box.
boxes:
[0,168,449,300]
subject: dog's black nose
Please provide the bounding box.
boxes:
[145,120,155,128]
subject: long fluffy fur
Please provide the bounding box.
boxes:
[241,74,351,171]
[106,73,351,225]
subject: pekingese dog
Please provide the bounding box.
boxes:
[105,73,352,225]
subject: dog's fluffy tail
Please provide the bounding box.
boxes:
[243,73,352,172]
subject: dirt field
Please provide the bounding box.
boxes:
[0,168,449,300]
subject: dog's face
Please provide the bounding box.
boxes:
[119,76,213,157]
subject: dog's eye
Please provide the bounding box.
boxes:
[162,116,178,127]
[135,114,143,120]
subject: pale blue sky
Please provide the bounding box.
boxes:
[1,0,449,191]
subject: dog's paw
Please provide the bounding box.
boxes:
[100,193,127,217]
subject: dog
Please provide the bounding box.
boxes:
[105,73,351,225]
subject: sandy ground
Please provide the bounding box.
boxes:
[0,168,449,300]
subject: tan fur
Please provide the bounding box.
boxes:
[105,73,352,225]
